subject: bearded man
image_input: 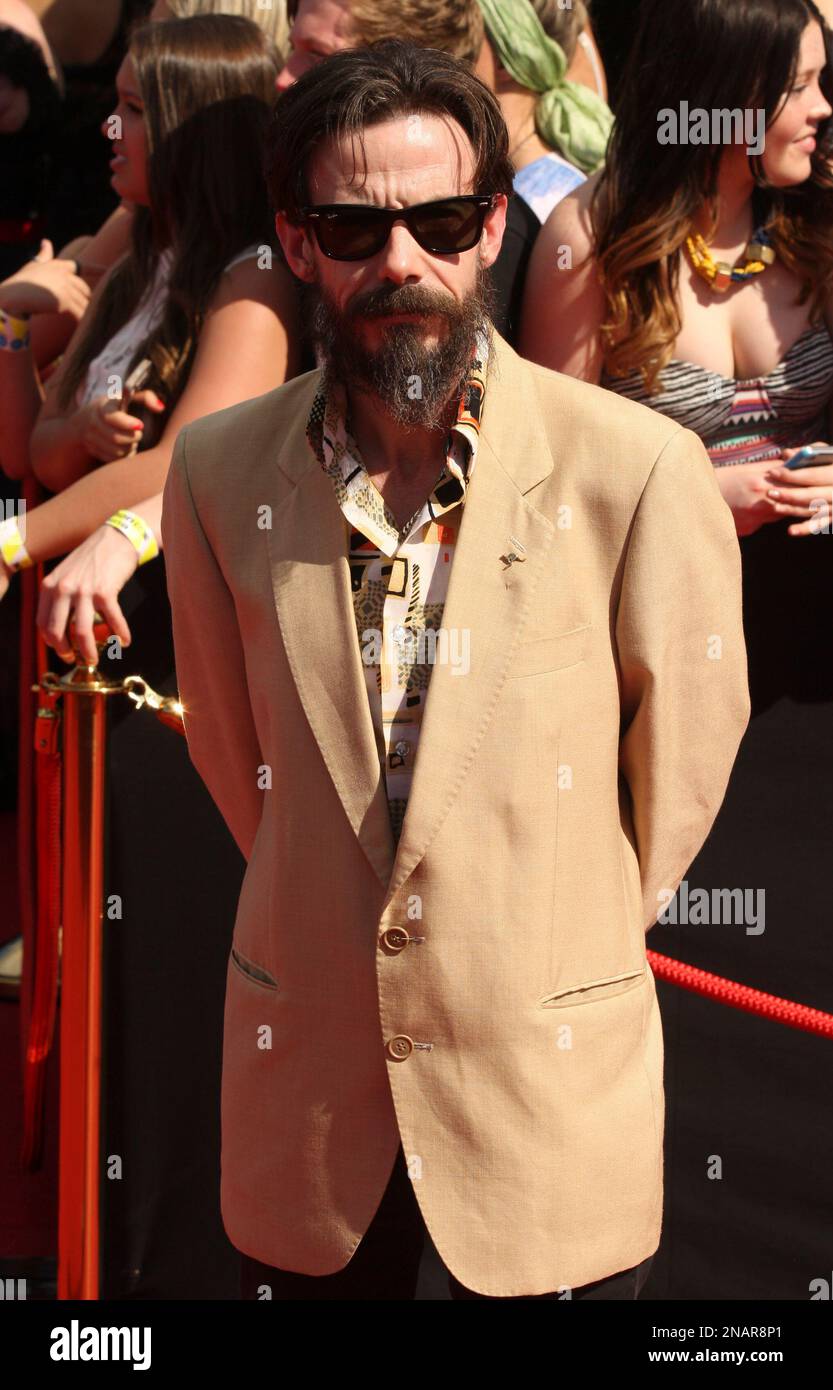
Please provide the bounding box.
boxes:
[161,38,750,1301]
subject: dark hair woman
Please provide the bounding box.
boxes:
[1,12,300,1297]
[519,0,833,1299]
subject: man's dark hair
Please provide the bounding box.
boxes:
[264,37,515,220]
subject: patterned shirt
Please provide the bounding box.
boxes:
[305,325,490,843]
[513,152,586,225]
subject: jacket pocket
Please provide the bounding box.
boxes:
[508,622,591,678]
[538,966,646,1008]
[230,944,279,990]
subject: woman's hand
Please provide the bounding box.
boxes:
[37,524,139,665]
[0,239,91,321]
[73,389,165,464]
[712,460,785,537]
[761,444,833,536]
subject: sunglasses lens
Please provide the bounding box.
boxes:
[315,209,387,260]
[412,199,485,252]
[309,197,492,260]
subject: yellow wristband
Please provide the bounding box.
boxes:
[0,515,33,570]
[104,509,159,565]
[0,308,31,352]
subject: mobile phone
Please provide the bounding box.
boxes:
[783,444,833,470]
[121,357,152,404]
[120,358,152,457]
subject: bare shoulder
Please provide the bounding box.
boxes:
[519,170,606,374]
[209,250,297,315]
[180,364,319,461]
[537,168,603,265]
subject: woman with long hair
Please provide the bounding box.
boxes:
[1,12,300,1297]
[519,0,833,1298]
[0,0,291,481]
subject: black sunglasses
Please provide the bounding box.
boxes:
[298,194,499,261]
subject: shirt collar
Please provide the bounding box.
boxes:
[306,323,491,555]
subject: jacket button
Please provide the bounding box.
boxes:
[386,1034,414,1061]
[381,926,409,951]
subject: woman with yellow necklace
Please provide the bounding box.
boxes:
[520,0,833,1299]
[521,0,833,539]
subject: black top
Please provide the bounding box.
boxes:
[487,190,540,348]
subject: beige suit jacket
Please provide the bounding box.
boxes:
[161,327,750,1296]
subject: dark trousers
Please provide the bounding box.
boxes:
[239,1143,655,1300]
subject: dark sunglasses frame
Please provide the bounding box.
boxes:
[298,193,499,261]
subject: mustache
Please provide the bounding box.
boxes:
[348,285,463,321]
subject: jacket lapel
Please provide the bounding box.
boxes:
[265,331,558,898]
[266,439,397,891]
[384,336,558,901]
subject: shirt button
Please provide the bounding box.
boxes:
[394,739,410,758]
[386,1034,414,1061]
[381,926,410,951]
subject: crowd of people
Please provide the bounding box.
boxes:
[0,0,831,1300]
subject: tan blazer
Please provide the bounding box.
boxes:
[161,327,750,1296]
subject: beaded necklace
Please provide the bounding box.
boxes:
[685,224,776,294]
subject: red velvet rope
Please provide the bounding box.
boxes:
[647,949,833,1038]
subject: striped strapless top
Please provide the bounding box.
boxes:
[600,323,833,466]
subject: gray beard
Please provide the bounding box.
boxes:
[299,261,496,431]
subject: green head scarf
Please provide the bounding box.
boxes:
[477,0,613,175]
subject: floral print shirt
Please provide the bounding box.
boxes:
[305,325,490,843]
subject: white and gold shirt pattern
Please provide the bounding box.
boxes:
[305,325,491,844]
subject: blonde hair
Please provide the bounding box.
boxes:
[349,0,484,66]
[165,0,288,57]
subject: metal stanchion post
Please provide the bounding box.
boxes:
[32,620,184,1299]
[46,628,121,1300]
